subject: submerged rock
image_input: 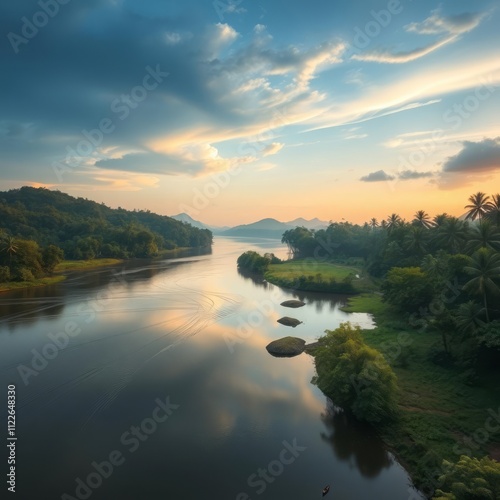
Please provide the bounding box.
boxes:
[277,316,302,327]
[266,337,306,357]
[280,300,305,308]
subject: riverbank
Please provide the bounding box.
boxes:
[341,293,500,494]
[0,275,66,292]
[54,258,124,272]
[264,260,375,294]
[0,259,123,292]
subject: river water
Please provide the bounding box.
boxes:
[0,237,423,499]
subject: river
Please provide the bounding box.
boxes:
[0,237,423,499]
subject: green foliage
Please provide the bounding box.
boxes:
[237,251,271,273]
[434,456,500,499]
[313,322,399,424]
[0,266,10,281]
[0,186,212,260]
[42,244,64,274]
[381,266,435,312]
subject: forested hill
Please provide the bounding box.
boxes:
[0,187,212,259]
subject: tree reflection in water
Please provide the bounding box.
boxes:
[320,398,393,478]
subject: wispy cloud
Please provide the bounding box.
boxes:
[352,10,485,64]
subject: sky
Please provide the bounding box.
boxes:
[1,0,499,226]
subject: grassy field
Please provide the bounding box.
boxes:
[265,260,376,293]
[342,293,500,493]
[54,258,123,272]
[0,275,65,292]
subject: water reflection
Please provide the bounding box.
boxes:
[321,399,393,478]
[0,238,419,499]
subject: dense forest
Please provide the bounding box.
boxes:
[239,192,500,498]
[279,192,500,369]
[0,186,212,283]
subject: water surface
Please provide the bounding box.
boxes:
[0,237,422,499]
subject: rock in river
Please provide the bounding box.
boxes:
[266,337,306,357]
[277,317,302,327]
[280,300,305,308]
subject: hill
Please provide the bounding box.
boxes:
[222,218,291,239]
[0,187,212,260]
[171,212,229,233]
[223,217,329,239]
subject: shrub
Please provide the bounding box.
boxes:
[313,322,399,424]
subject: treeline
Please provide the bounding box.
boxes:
[282,192,500,372]
[0,186,212,283]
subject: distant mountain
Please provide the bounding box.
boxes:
[222,218,291,239]
[285,217,329,230]
[171,213,229,233]
[171,213,208,230]
[223,217,330,239]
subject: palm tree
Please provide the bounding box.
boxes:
[465,222,500,254]
[484,194,500,227]
[386,213,401,232]
[1,235,18,264]
[433,217,467,254]
[369,218,379,230]
[464,192,492,221]
[404,226,428,255]
[380,220,387,230]
[412,210,434,229]
[463,249,500,322]
[433,213,449,227]
[454,301,486,336]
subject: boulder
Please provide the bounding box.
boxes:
[277,316,302,327]
[266,337,306,357]
[280,300,305,308]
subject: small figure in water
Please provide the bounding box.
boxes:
[322,484,330,496]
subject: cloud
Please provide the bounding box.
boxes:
[360,170,395,182]
[442,137,500,173]
[360,169,434,182]
[398,170,435,180]
[406,11,484,35]
[262,142,284,156]
[352,10,485,64]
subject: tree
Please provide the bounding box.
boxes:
[465,222,500,254]
[464,192,492,221]
[386,213,402,232]
[433,455,500,500]
[433,217,467,254]
[313,323,399,424]
[454,301,486,336]
[413,210,434,229]
[484,193,500,227]
[463,249,500,322]
[42,245,64,274]
[404,226,428,256]
[370,218,379,230]
[1,235,18,263]
[381,267,435,312]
